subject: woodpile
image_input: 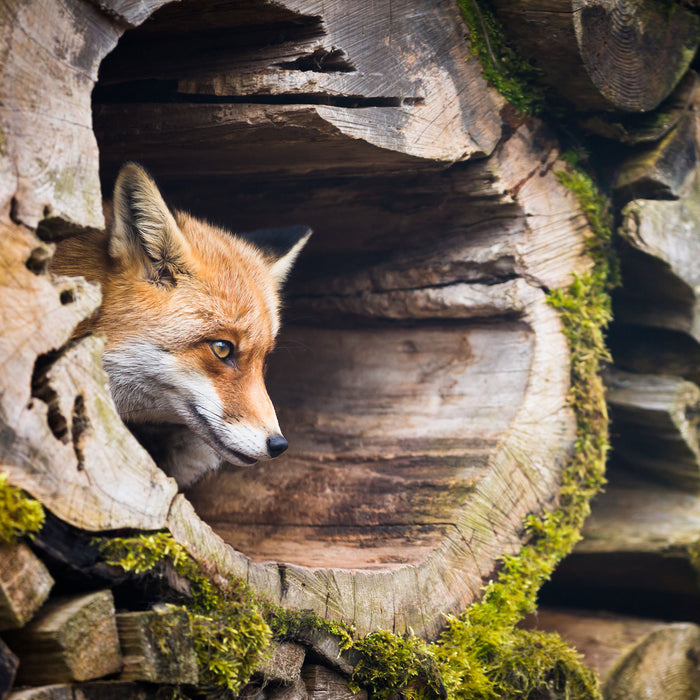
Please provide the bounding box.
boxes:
[0,0,699,697]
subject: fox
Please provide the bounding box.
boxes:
[50,163,311,488]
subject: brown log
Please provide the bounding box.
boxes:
[605,368,700,489]
[1,0,592,641]
[0,544,53,631]
[115,608,197,684]
[604,623,700,700]
[0,638,19,700]
[490,0,700,113]
[525,609,700,699]
[580,70,699,143]
[5,591,122,684]
[94,0,504,177]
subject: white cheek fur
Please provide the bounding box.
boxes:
[103,341,273,464]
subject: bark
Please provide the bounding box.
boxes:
[489,0,700,113]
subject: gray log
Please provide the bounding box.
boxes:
[6,591,122,684]
[0,544,53,631]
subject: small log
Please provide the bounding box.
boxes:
[6,591,122,684]
[605,368,700,489]
[525,609,700,699]
[115,608,197,684]
[8,683,155,700]
[0,544,53,631]
[254,642,306,685]
[580,70,699,143]
[614,109,698,203]
[604,623,700,700]
[0,638,19,700]
[490,0,700,113]
[617,159,700,343]
[301,666,366,700]
[550,476,700,613]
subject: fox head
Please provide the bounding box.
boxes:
[93,163,311,477]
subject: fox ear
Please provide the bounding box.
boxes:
[110,163,191,284]
[242,225,312,287]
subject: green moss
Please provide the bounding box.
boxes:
[100,533,271,694]
[351,631,444,700]
[456,0,546,115]
[0,472,45,544]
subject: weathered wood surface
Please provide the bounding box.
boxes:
[606,369,700,488]
[525,610,700,699]
[0,544,53,631]
[551,475,700,605]
[614,105,698,203]
[254,642,306,685]
[490,0,700,113]
[301,666,365,700]
[2,0,590,641]
[604,623,700,700]
[116,608,198,683]
[95,0,503,177]
[5,591,122,684]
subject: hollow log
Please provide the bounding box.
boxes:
[489,0,700,113]
[0,0,597,643]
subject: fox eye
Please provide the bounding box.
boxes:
[210,340,234,361]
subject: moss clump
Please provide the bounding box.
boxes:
[265,606,354,649]
[0,472,45,544]
[100,533,271,694]
[456,0,546,115]
[351,630,445,700]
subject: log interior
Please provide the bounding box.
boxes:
[90,0,575,583]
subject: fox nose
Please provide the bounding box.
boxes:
[267,434,288,458]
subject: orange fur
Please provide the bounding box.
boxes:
[51,164,310,487]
